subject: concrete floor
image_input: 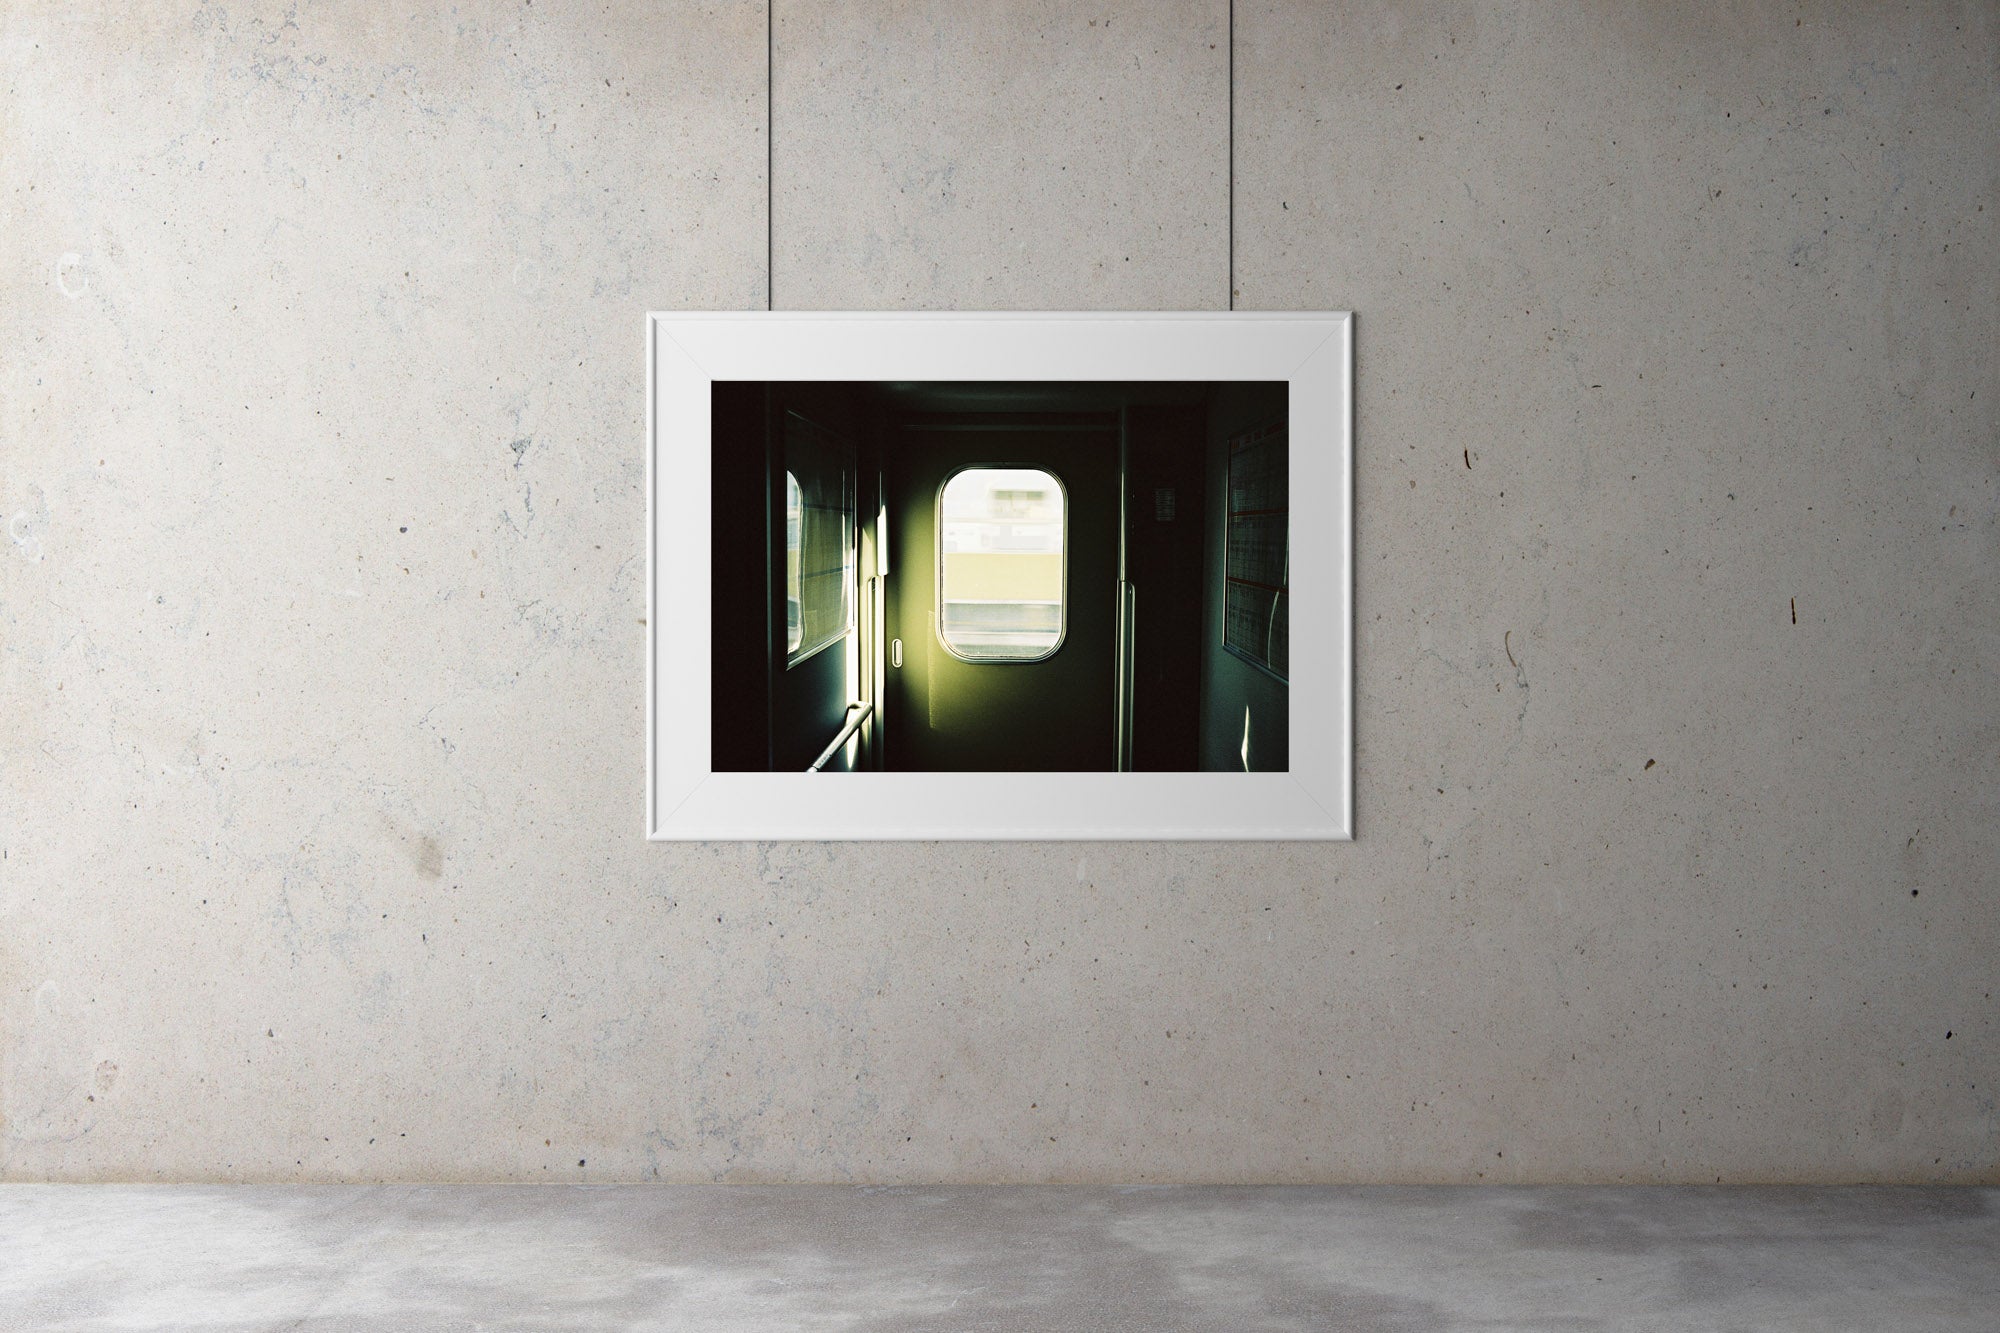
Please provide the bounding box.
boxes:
[1,1186,1994,1331]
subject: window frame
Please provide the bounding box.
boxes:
[780,413,856,670]
[933,463,1070,665]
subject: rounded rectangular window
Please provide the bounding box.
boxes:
[938,467,1065,662]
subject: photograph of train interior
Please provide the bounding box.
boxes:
[709,381,1289,773]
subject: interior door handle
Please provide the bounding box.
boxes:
[807,701,874,773]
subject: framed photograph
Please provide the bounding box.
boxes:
[647,312,1352,839]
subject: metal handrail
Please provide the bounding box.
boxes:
[806,701,873,773]
[1119,581,1137,771]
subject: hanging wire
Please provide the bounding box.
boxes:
[768,0,775,311]
[762,2,1234,311]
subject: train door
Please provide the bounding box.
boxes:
[882,420,1120,772]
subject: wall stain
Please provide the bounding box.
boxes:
[414,836,444,881]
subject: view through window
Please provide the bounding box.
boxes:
[784,414,855,666]
[939,467,1065,661]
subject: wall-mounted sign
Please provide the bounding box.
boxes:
[1223,418,1288,681]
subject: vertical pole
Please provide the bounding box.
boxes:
[761,387,779,770]
[1115,408,1132,771]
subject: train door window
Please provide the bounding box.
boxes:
[784,413,854,666]
[938,467,1065,662]
[784,472,804,655]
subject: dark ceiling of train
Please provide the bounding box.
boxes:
[862,381,1221,413]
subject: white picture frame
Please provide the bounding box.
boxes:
[647,311,1353,840]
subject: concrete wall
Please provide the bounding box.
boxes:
[2,2,1992,1183]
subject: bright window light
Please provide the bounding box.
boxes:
[938,467,1065,662]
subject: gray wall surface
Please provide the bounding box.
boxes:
[2,2,1993,1183]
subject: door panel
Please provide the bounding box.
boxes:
[884,424,1119,772]
[767,400,859,772]
[771,638,852,771]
